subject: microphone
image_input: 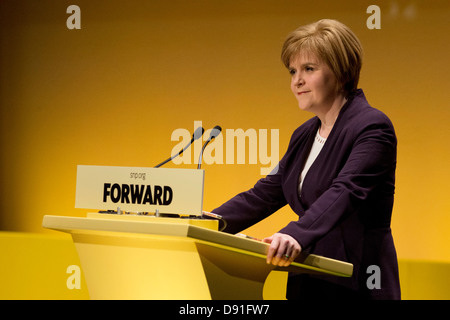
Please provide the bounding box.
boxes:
[197,125,222,169]
[154,126,205,168]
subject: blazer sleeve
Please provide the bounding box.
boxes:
[212,159,288,234]
[278,115,397,250]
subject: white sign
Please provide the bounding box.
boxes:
[75,165,205,215]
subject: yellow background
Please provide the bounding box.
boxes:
[0,0,449,298]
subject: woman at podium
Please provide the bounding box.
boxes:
[212,19,401,300]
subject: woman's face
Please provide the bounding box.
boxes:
[289,52,341,114]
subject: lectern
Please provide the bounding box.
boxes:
[43,213,353,300]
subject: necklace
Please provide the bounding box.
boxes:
[315,130,326,144]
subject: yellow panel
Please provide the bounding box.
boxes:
[263,271,288,300]
[399,260,450,300]
[0,231,89,299]
[73,232,211,299]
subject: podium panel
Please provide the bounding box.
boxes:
[71,232,212,299]
[42,214,353,300]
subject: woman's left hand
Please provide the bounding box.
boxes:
[263,233,302,267]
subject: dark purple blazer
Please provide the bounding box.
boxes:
[213,89,401,299]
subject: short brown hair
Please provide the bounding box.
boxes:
[281,19,363,96]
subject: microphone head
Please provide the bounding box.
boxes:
[209,125,222,139]
[193,126,205,140]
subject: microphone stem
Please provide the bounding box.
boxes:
[197,139,212,169]
[155,138,193,168]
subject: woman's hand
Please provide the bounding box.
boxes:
[263,233,302,267]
